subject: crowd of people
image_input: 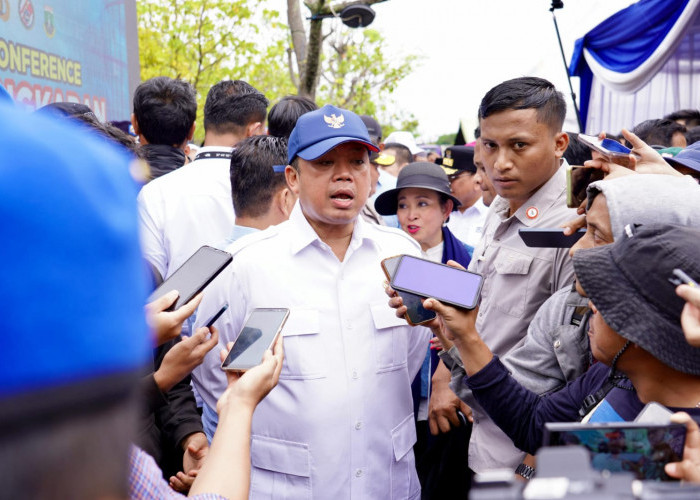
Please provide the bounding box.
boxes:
[4,72,700,500]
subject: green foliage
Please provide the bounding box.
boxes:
[137,0,295,142]
[137,0,420,142]
[316,27,420,133]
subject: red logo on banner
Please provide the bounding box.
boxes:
[18,0,33,29]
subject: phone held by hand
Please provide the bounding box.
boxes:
[381,256,436,326]
[543,421,686,481]
[148,245,233,311]
[221,308,289,372]
[390,255,483,310]
[519,228,586,248]
[576,134,638,167]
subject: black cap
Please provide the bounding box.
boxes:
[374,162,461,215]
[435,146,476,175]
[360,115,382,143]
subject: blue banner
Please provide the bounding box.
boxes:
[0,0,137,120]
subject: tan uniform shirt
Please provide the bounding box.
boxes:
[464,162,577,472]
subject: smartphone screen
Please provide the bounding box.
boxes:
[391,255,483,310]
[545,422,686,481]
[147,246,232,311]
[221,308,289,372]
[382,256,436,325]
[519,228,586,248]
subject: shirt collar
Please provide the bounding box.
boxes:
[288,201,377,256]
[493,159,568,227]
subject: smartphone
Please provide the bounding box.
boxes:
[576,134,637,166]
[566,164,605,208]
[204,304,229,328]
[221,308,289,372]
[543,421,686,481]
[381,256,436,326]
[147,246,232,311]
[519,228,586,248]
[390,255,483,310]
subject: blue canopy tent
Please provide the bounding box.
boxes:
[570,0,700,134]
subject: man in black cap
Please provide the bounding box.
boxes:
[437,145,489,248]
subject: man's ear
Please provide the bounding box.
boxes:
[277,187,296,218]
[187,122,196,141]
[285,165,300,196]
[130,113,140,136]
[554,131,569,159]
[246,121,264,137]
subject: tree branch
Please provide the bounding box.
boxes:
[287,0,307,89]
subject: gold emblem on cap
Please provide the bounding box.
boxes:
[324,113,345,129]
[442,158,454,167]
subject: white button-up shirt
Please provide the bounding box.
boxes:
[137,146,235,279]
[446,198,489,248]
[193,203,431,500]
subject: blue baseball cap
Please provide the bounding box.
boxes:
[0,102,150,423]
[666,141,700,174]
[287,104,379,164]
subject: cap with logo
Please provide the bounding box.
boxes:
[287,104,380,164]
[435,146,476,177]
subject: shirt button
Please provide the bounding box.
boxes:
[474,418,480,424]
[352,370,359,379]
[355,421,363,430]
[355,469,363,477]
[346,321,353,330]
[554,340,561,349]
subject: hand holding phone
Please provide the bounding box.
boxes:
[577,134,638,167]
[221,308,290,372]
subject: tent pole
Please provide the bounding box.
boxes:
[550,3,584,133]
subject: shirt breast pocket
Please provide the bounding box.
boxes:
[492,248,533,318]
[370,301,409,373]
[280,308,326,380]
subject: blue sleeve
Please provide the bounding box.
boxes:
[466,357,610,454]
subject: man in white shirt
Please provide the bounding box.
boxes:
[439,145,489,248]
[194,105,432,499]
[137,80,268,280]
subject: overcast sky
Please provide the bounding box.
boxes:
[267,0,636,141]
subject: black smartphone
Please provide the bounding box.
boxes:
[205,304,229,328]
[147,245,232,311]
[381,256,436,326]
[519,228,586,248]
[390,255,483,310]
[221,308,289,372]
[566,164,605,208]
[544,421,686,481]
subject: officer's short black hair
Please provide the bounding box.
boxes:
[204,80,268,136]
[268,96,318,139]
[479,77,566,133]
[231,135,288,218]
[133,76,196,146]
